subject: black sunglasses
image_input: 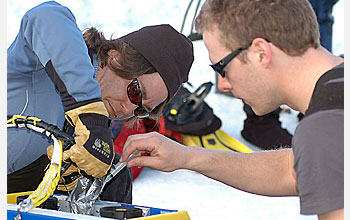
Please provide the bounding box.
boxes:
[127,78,149,119]
[210,47,247,78]
[210,39,271,77]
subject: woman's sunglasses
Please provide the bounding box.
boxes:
[127,78,149,119]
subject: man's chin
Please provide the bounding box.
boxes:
[252,107,278,116]
[247,104,264,116]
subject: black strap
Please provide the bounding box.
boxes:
[305,63,344,117]
[45,60,101,112]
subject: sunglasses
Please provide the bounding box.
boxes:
[210,47,247,78]
[210,39,272,77]
[127,78,150,119]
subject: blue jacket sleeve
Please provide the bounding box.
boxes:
[21,1,101,110]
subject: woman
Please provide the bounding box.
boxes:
[7,1,193,203]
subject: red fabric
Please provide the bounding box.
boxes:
[158,116,182,143]
[113,116,182,181]
[142,116,182,143]
[113,121,147,181]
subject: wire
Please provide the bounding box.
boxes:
[190,0,202,35]
[180,0,194,33]
[19,90,29,116]
[8,115,63,213]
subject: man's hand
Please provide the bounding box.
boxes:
[64,101,114,178]
[120,132,189,172]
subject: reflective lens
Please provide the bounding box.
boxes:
[127,79,142,104]
[127,79,149,118]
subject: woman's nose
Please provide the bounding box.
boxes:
[121,101,138,117]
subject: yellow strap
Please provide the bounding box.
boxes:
[27,139,62,209]
[7,115,42,126]
[29,164,60,206]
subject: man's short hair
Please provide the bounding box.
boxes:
[195,0,320,59]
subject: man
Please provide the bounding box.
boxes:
[120,0,344,219]
[242,0,340,150]
[7,1,193,203]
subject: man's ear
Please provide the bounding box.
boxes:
[108,49,120,57]
[107,49,123,68]
[251,38,271,68]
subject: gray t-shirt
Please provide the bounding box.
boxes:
[292,109,344,215]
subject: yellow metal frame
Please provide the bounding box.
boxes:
[182,129,253,153]
[7,191,34,204]
[137,211,190,220]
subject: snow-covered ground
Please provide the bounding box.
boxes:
[7,1,344,220]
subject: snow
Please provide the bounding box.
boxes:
[6,1,344,220]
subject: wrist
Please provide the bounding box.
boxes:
[79,113,109,128]
[181,145,208,172]
[66,101,109,125]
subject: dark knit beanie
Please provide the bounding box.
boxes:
[119,24,194,102]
